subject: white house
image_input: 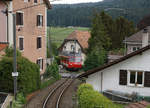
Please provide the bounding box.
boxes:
[59,30,91,64]
[79,44,150,96]
[124,26,150,54]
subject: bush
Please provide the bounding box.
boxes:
[44,60,61,80]
[77,84,122,108]
[77,83,93,98]
[0,48,41,95]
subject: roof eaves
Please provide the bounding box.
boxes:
[44,0,52,9]
[78,45,150,78]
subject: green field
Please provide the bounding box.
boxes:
[48,27,90,47]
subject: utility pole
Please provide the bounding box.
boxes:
[48,27,53,63]
[12,14,18,100]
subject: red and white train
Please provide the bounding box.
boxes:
[60,53,82,70]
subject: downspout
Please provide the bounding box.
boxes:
[101,72,103,92]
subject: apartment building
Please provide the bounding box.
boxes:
[13,0,51,75]
[0,0,51,76]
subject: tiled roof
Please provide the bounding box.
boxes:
[78,45,150,78]
[125,26,150,43]
[0,43,8,52]
[66,30,91,49]
[125,101,150,108]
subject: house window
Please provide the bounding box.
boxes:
[24,0,30,2]
[132,47,140,52]
[64,46,66,50]
[128,70,144,86]
[37,37,42,49]
[37,15,43,26]
[34,0,38,3]
[36,58,43,71]
[71,45,75,51]
[16,12,23,25]
[19,37,24,51]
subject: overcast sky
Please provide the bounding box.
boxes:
[51,0,103,4]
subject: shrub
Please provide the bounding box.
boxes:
[77,83,93,98]
[44,60,61,80]
[0,48,41,95]
[77,84,121,108]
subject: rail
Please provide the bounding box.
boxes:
[42,78,74,108]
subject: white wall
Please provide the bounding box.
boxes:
[86,49,150,96]
[63,41,81,53]
[8,1,13,46]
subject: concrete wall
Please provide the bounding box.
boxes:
[13,0,47,74]
[86,49,150,96]
[0,2,7,42]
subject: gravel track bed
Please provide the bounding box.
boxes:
[59,79,82,108]
[25,78,66,108]
[45,79,73,108]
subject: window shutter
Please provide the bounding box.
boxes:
[42,59,43,70]
[16,13,19,25]
[19,38,23,50]
[119,70,127,85]
[144,72,150,87]
[37,15,39,26]
[21,13,23,25]
[42,16,43,26]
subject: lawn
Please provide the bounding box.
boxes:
[47,27,90,47]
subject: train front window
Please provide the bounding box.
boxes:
[75,58,81,62]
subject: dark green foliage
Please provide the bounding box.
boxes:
[44,61,61,80]
[84,12,109,71]
[47,0,150,27]
[47,42,58,58]
[0,48,40,95]
[83,48,107,71]
[77,84,122,108]
[88,12,111,51]
[100,12,135,49]
[137,14,150,30]
[114,16,135,48]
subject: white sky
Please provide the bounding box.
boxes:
[51,0,103,4]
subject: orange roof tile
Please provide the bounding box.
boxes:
[0,43,8,52]
[66,30,91,49]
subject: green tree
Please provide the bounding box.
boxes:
[0,47,40,95]
[113,16,135,49]
[88,13,111,52]
[44,61,61,80]
[84,48,107,71]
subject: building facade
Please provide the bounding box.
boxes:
[79,45,150,96]
[0,0,51,76]
[59,31,91,64]
[12,0,51,75]
[125,26,150,54]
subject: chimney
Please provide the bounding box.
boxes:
[142,28,149,47]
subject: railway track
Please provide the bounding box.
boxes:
[42,78,74,108]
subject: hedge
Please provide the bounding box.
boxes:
[0,48,41,95]
[77,84,121,108]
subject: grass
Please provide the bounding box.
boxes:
[48,27,89,47]
[40,78,58,89]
